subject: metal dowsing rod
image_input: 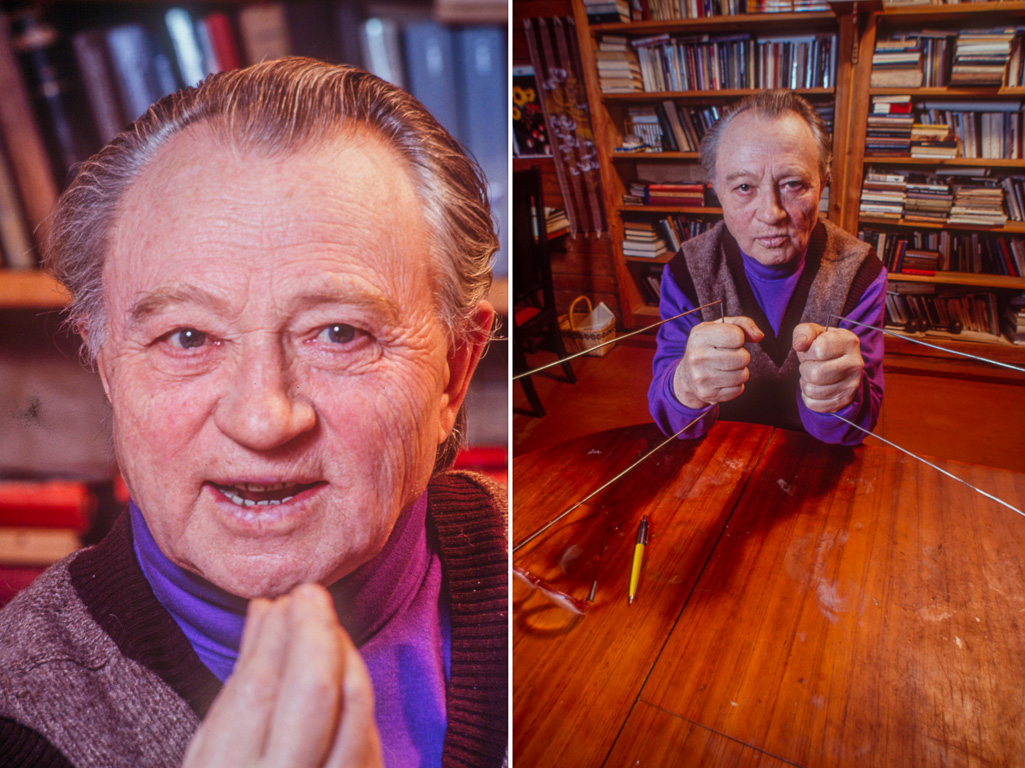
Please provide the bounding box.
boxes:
[828,314,1025,374]
[512,411,709,553]
[512,300,725,381]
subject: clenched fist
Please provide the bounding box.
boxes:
[792,323,864,413]
[183,583,382,768]
[672,316,765,409]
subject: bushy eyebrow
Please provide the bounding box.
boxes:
[127,281,400,328]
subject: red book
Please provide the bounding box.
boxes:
[0,481,94,531]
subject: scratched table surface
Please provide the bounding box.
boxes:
[512,421,1025,767]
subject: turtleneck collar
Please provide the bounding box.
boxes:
[131,490,435,681]
[740,244,808,281]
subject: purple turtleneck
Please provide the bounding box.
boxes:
[649,246,886,444]
[131,492,450,768]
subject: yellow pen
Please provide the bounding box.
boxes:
[628,515,648,605]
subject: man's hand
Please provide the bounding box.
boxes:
[792,323,864,413]
[672,316,764,409]
[182,583,382,768]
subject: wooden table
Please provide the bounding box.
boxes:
[513,422,1025,766]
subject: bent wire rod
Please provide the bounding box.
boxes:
[512,411,708,553]
[828,314,1025,374]
[512,300,725,381]
[831,413,1024,518]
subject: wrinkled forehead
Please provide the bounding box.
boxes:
[718,111,823,174]
[103,122,436,320]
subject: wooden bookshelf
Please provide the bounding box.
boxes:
[571,0,856,327]
[846,1,1025,365]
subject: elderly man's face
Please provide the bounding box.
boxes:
[711,111,824,266]
[97,125,479,598]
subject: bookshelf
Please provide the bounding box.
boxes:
[569,0,1025,362]
[570,0,859,326]
[847,1,1025,359]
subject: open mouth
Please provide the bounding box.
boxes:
[210,480,323,507]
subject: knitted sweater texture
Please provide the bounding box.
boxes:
[0,471,507,768]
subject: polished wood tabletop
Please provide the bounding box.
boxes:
[512,421,1025,767]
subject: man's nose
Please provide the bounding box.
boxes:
[215,342,315,451]
[755,188,786,223]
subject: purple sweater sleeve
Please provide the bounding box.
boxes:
[648,262,888,445]
[648,265,719,440]
[797,265,887,445]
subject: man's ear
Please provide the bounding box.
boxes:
[85,328,113,402]
[437,301,495,445]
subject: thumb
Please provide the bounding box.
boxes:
[792,322,826,353]
[725,315,764,343]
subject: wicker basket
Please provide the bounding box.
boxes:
[559,296,616,357]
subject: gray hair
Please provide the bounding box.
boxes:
[699,90,832,184]
[46,57,498,472]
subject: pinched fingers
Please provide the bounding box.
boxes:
[323,627,382,768]
[795,327,864,412]
[673,317,762,408]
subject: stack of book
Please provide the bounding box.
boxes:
[898,248,941,275]
[622,221,671,259]
[625,182,706,207]
[1004,296,1025,345]
[948,181,1007,227]
[597,37,643,93]
[747,0,828,12]
[903,179,953,223]
[950,28,1016,87]
[545,208,571,239]
[870,36,922,88]
[860,171,908,220]
[910,123,957,159]
[583,0,631,23]
[865,102,914,156]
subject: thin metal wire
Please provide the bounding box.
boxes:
[512,411,709,553]
[513,300,724,380]
[828,314,1025,374]
[831,413,1024,518]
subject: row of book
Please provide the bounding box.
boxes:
[860,227,1025,278]
[599,32,836,93]
[0,3,506,270]
[860,169,1017,227]
[624,181,713,207]
[1006,296,1025,345]
[622,102,720,152]
[868,96,1023,161]
[884,285,1001,338]
[613,0,827,23]
[622,214,716,258]
[870,27,1023,88]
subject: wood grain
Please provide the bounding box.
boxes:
[640,430,1025,766]
[513,422,772,767]
[514,423,1025,766]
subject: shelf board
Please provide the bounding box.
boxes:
[625,252,674,264]
[0,270,70,309]
[605,88,835,101]
[888,271,1025,290]
[864,156,1025,168]
[588,10,839,35]
[620,204,723,215]
[879,1,1025,22]
[612,151,700,161]
[883,328,1025,368]
[860,216,1025,234]
[869,87,1025,98]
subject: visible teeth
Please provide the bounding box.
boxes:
[219,487,297,507]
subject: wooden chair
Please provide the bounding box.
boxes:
[512,167,576,417]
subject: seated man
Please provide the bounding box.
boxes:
[649,90,885,444]
[0,59,506,767]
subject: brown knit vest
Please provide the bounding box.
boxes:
[668,220,881,431]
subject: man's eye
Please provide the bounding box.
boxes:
[167,328,207,349]
[736,184,752,193]
[317,323,357,344]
